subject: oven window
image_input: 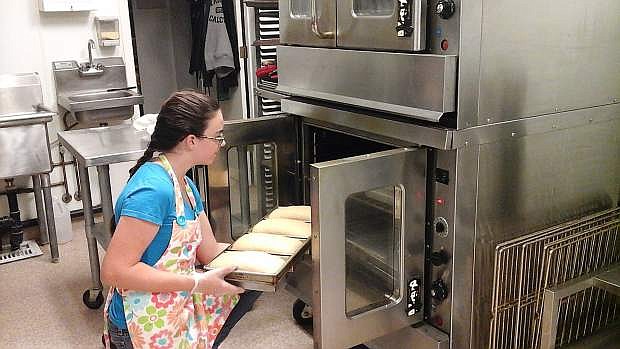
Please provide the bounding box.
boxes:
[290,0,310,18]
[226,143,277,239]
[353,0,394,17]
[345,186,402,318]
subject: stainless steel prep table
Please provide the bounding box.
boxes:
[58,124,148,309]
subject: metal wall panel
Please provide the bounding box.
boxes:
[469,118,620,348]
[477,0,620,125]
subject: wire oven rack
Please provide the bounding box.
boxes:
[489,207,620,349]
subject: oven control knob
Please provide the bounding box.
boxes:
[430,250,450,266]
[430,279,449,302]
[434,217,449,238]
[436,0,456,19]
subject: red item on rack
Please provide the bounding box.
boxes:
[256,64,277,79]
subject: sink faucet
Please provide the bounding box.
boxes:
[78,39,104,77]
[88,39,96,68]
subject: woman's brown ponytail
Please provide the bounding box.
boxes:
[129,145,157,177]
[127,90,220,178]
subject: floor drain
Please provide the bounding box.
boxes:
[0,240,43,265]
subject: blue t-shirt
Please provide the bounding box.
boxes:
[108,162,204,329]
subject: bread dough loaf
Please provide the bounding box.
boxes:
[251,218,311,238]
[231,233,304,255]
[208,251,285,274]
[268,206,311,222]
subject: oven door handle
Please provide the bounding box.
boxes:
[311,0,334,39]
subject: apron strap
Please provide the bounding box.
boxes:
[156,154,201,219]
[156,154,186,219]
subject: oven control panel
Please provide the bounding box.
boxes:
[426,150,456,333]
[426,0,460,55]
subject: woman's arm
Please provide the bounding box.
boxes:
[101,216,194,292]
[196,212,229,265]
[102,216,243,295]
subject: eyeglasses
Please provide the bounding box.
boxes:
[195,134,226,146]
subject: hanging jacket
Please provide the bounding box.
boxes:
[189,0,240,98]
[205,1,235,78]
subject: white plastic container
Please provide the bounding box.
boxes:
[52,197,73,244]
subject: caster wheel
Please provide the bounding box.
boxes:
[62,193,72,203]
[292,298,313,326]
[74,192,81,201]
[83,289,104,309]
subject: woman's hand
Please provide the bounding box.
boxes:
[195,267,244,296]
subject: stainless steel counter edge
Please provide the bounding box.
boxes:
[58,125,149,167]
[282,99,620,150]
[0,112,54,127]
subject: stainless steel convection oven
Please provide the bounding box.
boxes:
[207,1,620,348]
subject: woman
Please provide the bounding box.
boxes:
[101,91,254,349]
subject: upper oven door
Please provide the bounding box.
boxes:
[337,0,427,51]
[279,0,336,47]
[207,115,300,243]
[310,147,427,348]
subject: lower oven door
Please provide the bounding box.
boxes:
[310,147,427,348]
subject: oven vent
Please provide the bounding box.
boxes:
[259,97,281,116]
[489,207,620,349]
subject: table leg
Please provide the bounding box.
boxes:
[78,164,104,308]
[97,165,114,240]
[40,173,59,263]
[32,174,49,245]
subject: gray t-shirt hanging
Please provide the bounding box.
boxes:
[205,0,235,78]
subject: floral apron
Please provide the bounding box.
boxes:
[103,155,239,349]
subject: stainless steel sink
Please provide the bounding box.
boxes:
[58,89,144,124]
[53,57,144,128]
